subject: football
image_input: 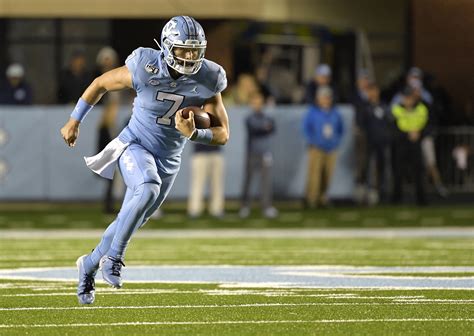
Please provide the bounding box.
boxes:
[180,106,211,129]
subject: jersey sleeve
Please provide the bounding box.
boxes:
[125,47,145,92]
[214,66,228,94]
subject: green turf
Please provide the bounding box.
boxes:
[0,202,473,229]
[0,281,472,336]
[0,237,473,268]
[0,234,473,335]
[0,203,473,335]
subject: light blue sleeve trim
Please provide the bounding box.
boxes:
[190,128,213,144]
[70,98,94,122]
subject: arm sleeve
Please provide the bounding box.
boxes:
[125,48,144,92]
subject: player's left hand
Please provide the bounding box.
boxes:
[175,109,195,138]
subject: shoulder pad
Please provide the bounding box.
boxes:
[196,59,227,95]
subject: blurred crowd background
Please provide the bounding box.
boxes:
[0,0,473,216]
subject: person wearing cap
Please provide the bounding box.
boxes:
[302,86,344,208]
[304,64,339,105]
[0,63,33,105]
[391,67,433,107]
[407,67,433,104]
[391,86,429,205]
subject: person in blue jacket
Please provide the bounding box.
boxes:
[302,86,344,208]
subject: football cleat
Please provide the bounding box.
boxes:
[99,255,125,289]
[76,255,97,305]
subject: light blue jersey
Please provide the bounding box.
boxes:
[119,47,227,173]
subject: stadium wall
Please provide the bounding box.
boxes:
[0,105,355,201]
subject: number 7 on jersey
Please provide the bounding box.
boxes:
[156,91,184,126]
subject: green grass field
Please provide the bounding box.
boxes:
[1,202,474,229]
[0,204,473,335]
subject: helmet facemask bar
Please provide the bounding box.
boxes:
[166,41,206,75]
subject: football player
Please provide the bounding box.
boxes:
[60,16,229,304]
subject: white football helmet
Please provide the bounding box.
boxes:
[160,16,207,75]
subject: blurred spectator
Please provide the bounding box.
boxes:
[95,46,121,213]
[406,67,433,104]
[302,86,344,208]
[304,64,339,105]
[411,78,447,196]
[351,69,371,107]
[411,80,448,197]
[390,67,433,107]
[188,144,225,218]
[266,65,300,104]
[391,87,429,205]
[360,83,392,204]
[57,50,92,104]
[390,69,447,197]
[351,69,371,202]
[255,65,275,106]
[224,73,260,106]
[0,63,33,105]
[239,92,278,218]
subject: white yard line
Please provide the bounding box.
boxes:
[0,318,472,328]
[393,299,474,303]
[0,227,473,239]
[1,265,473,290]
[0,301,474,311]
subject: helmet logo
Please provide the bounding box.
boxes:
[163,20,180,40]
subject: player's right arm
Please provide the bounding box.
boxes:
[60,66,133,147]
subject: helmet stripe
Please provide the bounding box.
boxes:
[191,18,199,39]
[182,15,197,39]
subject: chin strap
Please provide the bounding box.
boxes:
[153,39,163,51]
